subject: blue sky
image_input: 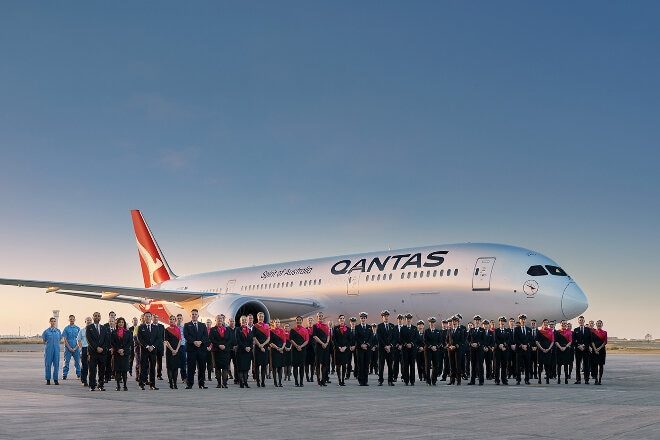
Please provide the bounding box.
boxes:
[1,2,658,339]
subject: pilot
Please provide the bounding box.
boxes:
[423,317,442,385]
[376,310,397,386]
[529,319,538,380]
[399,313,417,385]
[494,316,510,385]
[415,320,426,383]
[354,312,372,386]
[393,314,404,383]
[370,323,379,375]
[482,320,494,384]
[514,314,532,385]
[440,319,450,381]
[507,317,517,379]
[446,315,465,385]
[468,315,484,385]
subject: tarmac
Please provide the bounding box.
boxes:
[0,351,658,439]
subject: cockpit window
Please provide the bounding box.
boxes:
[545,265,568,276]
[527,265,548,276]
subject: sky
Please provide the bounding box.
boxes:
[0,2,658,339]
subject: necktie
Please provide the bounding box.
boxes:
[523,327,526,336]
[148,324,151,332]
[96,324,100,334]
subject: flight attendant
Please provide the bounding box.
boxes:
[312,311,331,386]
[269,319,286,387]
[164,315,181,389]
[305,316,316,383]
[111,317,132,391]
[535,319,555,384]
[42,317,61,385]
[332,315,352,386]
[554,320,572,384]
[235,315,253,388]
[283,322,293,382]
[209,314,232,388]
[289,316,309,387]
[590,320,607,385]
[252,312,270,387]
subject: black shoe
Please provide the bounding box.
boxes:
[123,385,128,391]
[157,376,163,380]
[185,385,193,389]
[574,380,581,384]
[98,387,105,391]
[516,381,521,385]
[199,384,208,389]
[378,382,383,386]
[139,384,145,390]
[46,380,50,385]
[62,376,67,380]
[150,385,159,390]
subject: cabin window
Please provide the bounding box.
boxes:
[401,273,405,279]
[407,272,411,279]
[389,274,392,280]
[454,269,458,276]
[440,269,444,277]
[433,270,437,277]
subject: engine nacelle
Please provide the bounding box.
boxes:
[203,294,270,324]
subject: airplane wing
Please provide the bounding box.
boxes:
[250,295,323,319]
[0,278,212,304]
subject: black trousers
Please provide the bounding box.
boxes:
[356,348,370,385]
[186,349,207,386]
[378,348,394,383]
[425,348,441,384]
[140,349,156,386]
[469,347,484,383]
[88,353,106,389]
[401,347,416,384]
[516,349,531,383]
[574,347,590,382]
[494,349,509,383]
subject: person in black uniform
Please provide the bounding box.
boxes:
[468,315,485,386]
[269,319,286,387]
[252,312,270,387]
[305,316,316,383]
[347,317,357,381]
[209,314,232,388]
[414,320,426,383]
[423,317,442,385]
[590,320,607,385]
[481,320,494,384]
[164,314,181,389]
[183,309,210,389]
[137,311,159,390]
[440,319,450,381]
[354,312,372,386]
[127,316,138,378]
[312,311,331,386]
[399,313,417,386]
[370,323,379,374]
[494,317,510,385]
[529,319,538,380]
[289,316,309,387]
[152,314,165,381]
[572,315,591,384]
[86,312,110,391]
[376,310,397,386]
[535,318,555,384]
[514,314,533,385]
[111,317,132,391]
[392,314,404,382]
[507,317,517,379]
[554,320,572,384]
[332,315,352,386]
[235,315,252,388]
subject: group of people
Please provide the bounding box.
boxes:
[42,309,608,390]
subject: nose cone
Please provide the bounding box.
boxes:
[562,282,588,320]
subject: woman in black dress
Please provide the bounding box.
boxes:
[283,322,292,382]
[289,316,309,387]
[269,319,286,387]
[235,315,253,388]
[535,319,555,384]
[332,315,352,386]
[164,315,181,389]
[591,320,607,385]
[252,312,270,387]
[111,317,132,391]
[209,314,232,388]
[554,320,572,384]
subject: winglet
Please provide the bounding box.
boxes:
[130,210,176,288]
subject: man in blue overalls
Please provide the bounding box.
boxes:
[61,314,81,380]
[42,317,62,385]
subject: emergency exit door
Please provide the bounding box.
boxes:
[472,257,495,291]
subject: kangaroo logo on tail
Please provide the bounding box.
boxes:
[131,210,176,288]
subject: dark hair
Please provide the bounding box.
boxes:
[116,317,126,327]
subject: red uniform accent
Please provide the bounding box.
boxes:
[315,322,330,337]
[292,325,309,341]
[167,325,181,340]
[255,322,270,336]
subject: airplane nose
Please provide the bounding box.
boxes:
[562,282,588,320]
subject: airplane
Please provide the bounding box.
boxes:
[0,210,588,325]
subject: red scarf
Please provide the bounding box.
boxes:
[292,325,309,342]
[242,325,249,337]
[315,322,329,337]
[274,327,286,340]
[117,328,125,338]
[217,325,225,338]
[339,325,347,334]
[593,329,607,343]
[561,329,572,343]
[255,322,270,336]
[167,325,181,340]
[540,327,554,343]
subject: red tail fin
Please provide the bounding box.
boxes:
[130,210,175,288]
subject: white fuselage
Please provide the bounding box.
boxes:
[147,243,588,324]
